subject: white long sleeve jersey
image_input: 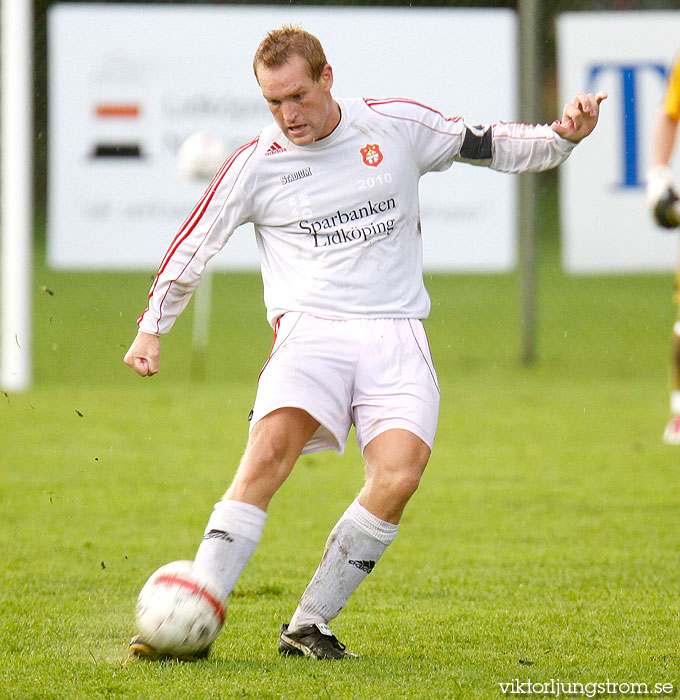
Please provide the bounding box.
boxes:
[138,97,575,334]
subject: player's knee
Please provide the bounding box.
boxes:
[397,470,422,501]
[244,431,293,474]
[228,435,295,504]
[378,467,422,504]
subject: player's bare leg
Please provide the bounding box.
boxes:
[131,408,320,660]
[357,428,431,523]
[192,408,319,598]
[281,429,430,659]
[225,407,320,509]
[663,319,680,444]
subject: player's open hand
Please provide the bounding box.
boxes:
[552,91,607,143]
[124,331,161,377]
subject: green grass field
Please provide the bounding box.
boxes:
[1,206,679,699]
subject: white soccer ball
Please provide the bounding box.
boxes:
[176,130,231,181]
[135,560,226,656]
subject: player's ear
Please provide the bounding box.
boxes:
[319,64,333,91]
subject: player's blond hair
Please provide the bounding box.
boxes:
[253,26,328,82]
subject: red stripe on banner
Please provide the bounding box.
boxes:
[95,104,140,118]
[154,573,226,624]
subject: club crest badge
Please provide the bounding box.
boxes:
[360,143,383,168]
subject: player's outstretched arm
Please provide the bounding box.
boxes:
[124,331,161,377]
[551,91,607,143]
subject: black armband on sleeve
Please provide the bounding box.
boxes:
[460,125,493,161]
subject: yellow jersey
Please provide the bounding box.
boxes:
[664,54,680,121]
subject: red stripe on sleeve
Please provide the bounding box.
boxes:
[155,138,258,279]
[138,138,259,332]
[364,97,463,135]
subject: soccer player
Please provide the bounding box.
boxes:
[124,26,606,659]
[647,52,680,445]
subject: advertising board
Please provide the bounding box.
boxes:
[48,4,517,271]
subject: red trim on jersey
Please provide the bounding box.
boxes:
[257,316,282,383]
[157,138,258,278]
[365,96,460,121]
[365,98,556,144]
[255,313,304,385]
[153,573,226,624]
[364,97,463,137]
[137,138,259,330]
[407,319,440,395]
[365,97,463,122]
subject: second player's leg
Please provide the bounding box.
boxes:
[672,322,680,395]
[663,267,680,444]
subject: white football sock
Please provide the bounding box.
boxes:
[192,499,267,600]
[288,499,398,632]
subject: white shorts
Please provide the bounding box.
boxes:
[250,313,440,455]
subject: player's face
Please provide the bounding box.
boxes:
[257,55,340,146]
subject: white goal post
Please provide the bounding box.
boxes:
[1,0,33,391]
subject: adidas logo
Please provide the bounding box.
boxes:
[203,529,234,544]
[265,141,287,156]
[348,559,375,574]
